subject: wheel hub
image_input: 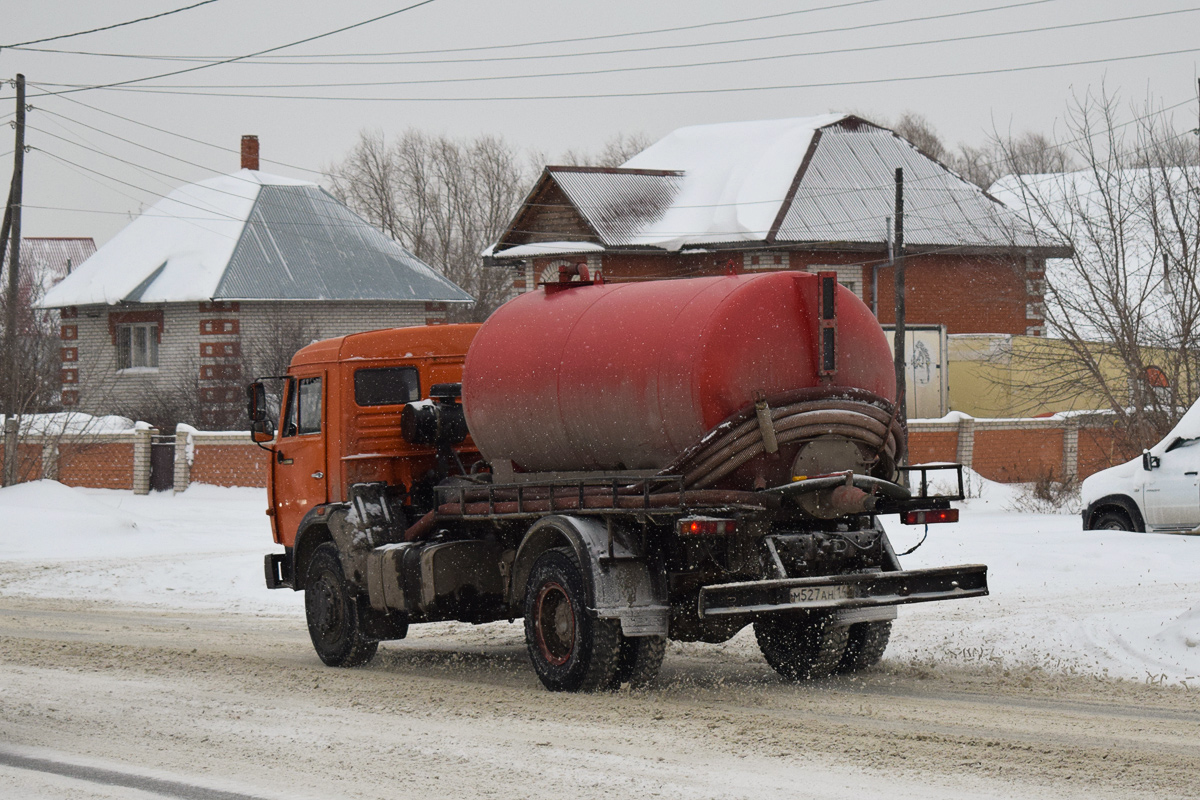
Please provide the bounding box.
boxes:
[312,576,343,638]
[534,582,575,666]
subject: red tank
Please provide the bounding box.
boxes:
[461,272,895,473]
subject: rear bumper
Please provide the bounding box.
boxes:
[697,564,988,618]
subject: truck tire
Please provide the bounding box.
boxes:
[607,635,667,690]
[523,548,621,692]
[754,612,849,682]
[835,620,892,674]
[304,543,379,667]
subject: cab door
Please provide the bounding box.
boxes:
[272,373,329,545]
[1142,438,1200,531]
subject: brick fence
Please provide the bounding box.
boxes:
[908,413,1136,484]
[3,413,1137,493]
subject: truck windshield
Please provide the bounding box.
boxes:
[355,367,420,406]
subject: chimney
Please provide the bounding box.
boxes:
[240,135,259,171]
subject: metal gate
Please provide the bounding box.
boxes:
[150,434,175,492]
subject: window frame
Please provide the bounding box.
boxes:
[296,376,322,436]
[116,322,160,371]
[354,366,421,407]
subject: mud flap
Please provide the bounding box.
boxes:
[516,516,668,637]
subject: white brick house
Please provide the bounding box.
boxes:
[39,161,472,428]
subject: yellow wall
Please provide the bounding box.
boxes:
[948,335,1129,417]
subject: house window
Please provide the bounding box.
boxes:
[117,323,159,370]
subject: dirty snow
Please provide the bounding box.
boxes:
[0,477,1196,685]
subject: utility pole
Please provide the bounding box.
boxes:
[892,167,907,434]
[2,74,25,486]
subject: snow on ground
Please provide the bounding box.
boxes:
[0,477,1197,685]
[0,481,294,614]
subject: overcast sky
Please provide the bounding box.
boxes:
[2,0,1197,246]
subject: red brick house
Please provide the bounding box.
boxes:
[488,115,1070,337]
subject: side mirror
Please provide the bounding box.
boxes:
[1142,450,1160,471]
[247,382,274,442]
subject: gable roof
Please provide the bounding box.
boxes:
[492,115,1066,258]
[39,170,473,308]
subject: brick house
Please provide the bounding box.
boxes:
[38,141,473,427]
[488,115,1070,337]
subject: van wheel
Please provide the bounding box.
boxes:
[835,621,892,673]
[607,635,667,690]
[524,548,621,692]
[305,543,379,667]
[1093,509,1134,531]
[754,612,848,681]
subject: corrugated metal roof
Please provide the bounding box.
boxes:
[2,237,97,292]
[213,185,474,303]
[549,168,684,246]
[776,126,1045,249]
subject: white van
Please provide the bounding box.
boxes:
[1081,402,1200,533]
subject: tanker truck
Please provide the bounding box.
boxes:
[250,270,987,691]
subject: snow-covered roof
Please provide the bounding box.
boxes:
[619,115,844,249]
[39,170,473,308]
[493,115,1063,258]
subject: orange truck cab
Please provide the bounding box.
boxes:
[255,324,480,591]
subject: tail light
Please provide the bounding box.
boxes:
[901,508,959,525]
[678,517,737,536]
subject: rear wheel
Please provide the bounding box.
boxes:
[835,620,892,673]
[304,543,379,667]
[607,635,667,689]
[754,612,848,681]
[524,548,622,692]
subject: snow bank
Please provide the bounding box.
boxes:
[0,481,294,613]
[885,471,1198,684]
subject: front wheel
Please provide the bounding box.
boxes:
[523,548,622,692]
[1093,509,1135,531]
[304,543,379,667]
[754,612,848,681]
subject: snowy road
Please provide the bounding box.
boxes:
[1,598,1198,800]
[1,480,1198,798]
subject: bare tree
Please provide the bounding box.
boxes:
[892,112,950,162]
[0,248,66,417]
[992,89,1200,451]
[329,130,530,321]
[558,132,654,168]
[244,305,319,379]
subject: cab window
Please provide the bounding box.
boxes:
[355,366,420,406]
[296,377,322,435]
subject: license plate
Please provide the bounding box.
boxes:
[789,584,853,604]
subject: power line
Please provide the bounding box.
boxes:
[5,0,895,61]
[28,0,443,98]
[38,92,327,177]
[17,0,1063,72]
[69,45,1200,103]
[1,1,220,49]
[40,7,1195,92]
